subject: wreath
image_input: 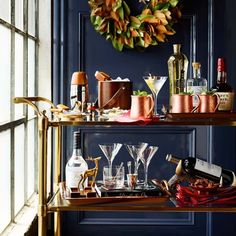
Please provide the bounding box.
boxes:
[88,0,182,51]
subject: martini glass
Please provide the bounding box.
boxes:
[125,142,148,176]
[140,146,159,189]
[99,143,123,171]
[144,75,168,117]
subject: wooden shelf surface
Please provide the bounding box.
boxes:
[47,189,236,213]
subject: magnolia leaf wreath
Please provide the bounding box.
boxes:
[88,0,182,51]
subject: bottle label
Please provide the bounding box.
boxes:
[195,159,222,178]
[216,92,234,111]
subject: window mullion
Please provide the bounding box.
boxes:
[23,0,29,203]
[10,0,15,223]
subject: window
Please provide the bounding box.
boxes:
[0,0,39,233]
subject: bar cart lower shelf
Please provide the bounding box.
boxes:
[13,97,236,236]
[48,188,236,213]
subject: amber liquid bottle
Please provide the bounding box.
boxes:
[210,58,234,112]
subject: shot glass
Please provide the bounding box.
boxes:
[127,173,138,190]
[103,165,125,189]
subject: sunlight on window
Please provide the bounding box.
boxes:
[0,25,11,124]
[0,0,10,22]
[0,131,11,233]
[15,0,23,30]
[14,125,25,215]
[28,0,36,36]
[28,39,36,118]
[14,33,24,120]
[27,120,36,198]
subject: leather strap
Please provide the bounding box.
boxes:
[101,86,126,109]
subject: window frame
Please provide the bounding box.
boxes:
[0,0,39,233]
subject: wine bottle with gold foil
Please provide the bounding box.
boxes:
[168,44,189,105]
[210,58,234,112]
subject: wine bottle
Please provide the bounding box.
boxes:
[166,154,236,187]
[210,58,234,112]
[187,62,207,106]
[66,131,88,189]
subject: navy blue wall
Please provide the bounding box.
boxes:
[53,0,236,235]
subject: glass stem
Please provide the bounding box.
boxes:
[152,93,158,116]
[144,163,148,188]
[108,160,112,177]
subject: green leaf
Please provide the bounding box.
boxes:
[154,3,170,11]
[111,38,123,51]
[114,0,122,11]
[123,1,130,16]
[118,6,124,20]
[94,16,102,26]
[136,37,145,48]
[169,0,179,7]
[138,14,155,22]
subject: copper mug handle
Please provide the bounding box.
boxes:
[213,93,221,112]
[146,95,154,118]
[191,94,201,113]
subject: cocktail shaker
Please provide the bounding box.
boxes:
[70,71,89,110]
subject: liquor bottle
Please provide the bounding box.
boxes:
[210,58,234,112]
[168,44,189,96]
[187,62,207,106]
[166,154,236,187]
[66,131,88,189]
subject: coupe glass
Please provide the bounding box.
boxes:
[140,146,159,189]
[125,142,148,175]
[144,75,168,116]
[99,143,123,171]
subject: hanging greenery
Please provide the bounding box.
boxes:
[88,0,182,51]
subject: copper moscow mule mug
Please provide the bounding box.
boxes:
[198,93,220,113]
[170,94,200,113]
[130,95,154,119]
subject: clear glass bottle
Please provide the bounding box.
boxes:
[187,62,207,106]
[65,131,88,189]
[168,44,189,98]
[210,58,234,112]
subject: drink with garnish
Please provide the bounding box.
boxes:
[144,75,168,116]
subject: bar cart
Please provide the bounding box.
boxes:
[13,97,236,236]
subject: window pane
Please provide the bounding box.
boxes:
[0,25,11,124]
[27,120,35,198]
[0,130,11,233]
[15,0,23,30]
[0,0,10,22]
[28,0,36,36]
[14,33,24,120]
[28,39,36,118]
[14,125,25,215]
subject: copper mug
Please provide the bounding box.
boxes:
[198,94,220,113]
[130,95,154,119]
[170,94,200,113]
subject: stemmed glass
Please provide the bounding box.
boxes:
[143,75,168,117]
[125,143,148,175]
[140,146,159,189]
[99,143,123,171]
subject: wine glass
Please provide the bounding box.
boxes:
[144,75,168,117]
[140,145,159,189]
[125,143,148,175]
[99,143,123,171]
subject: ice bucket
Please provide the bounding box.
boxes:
[98,81,132,109]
